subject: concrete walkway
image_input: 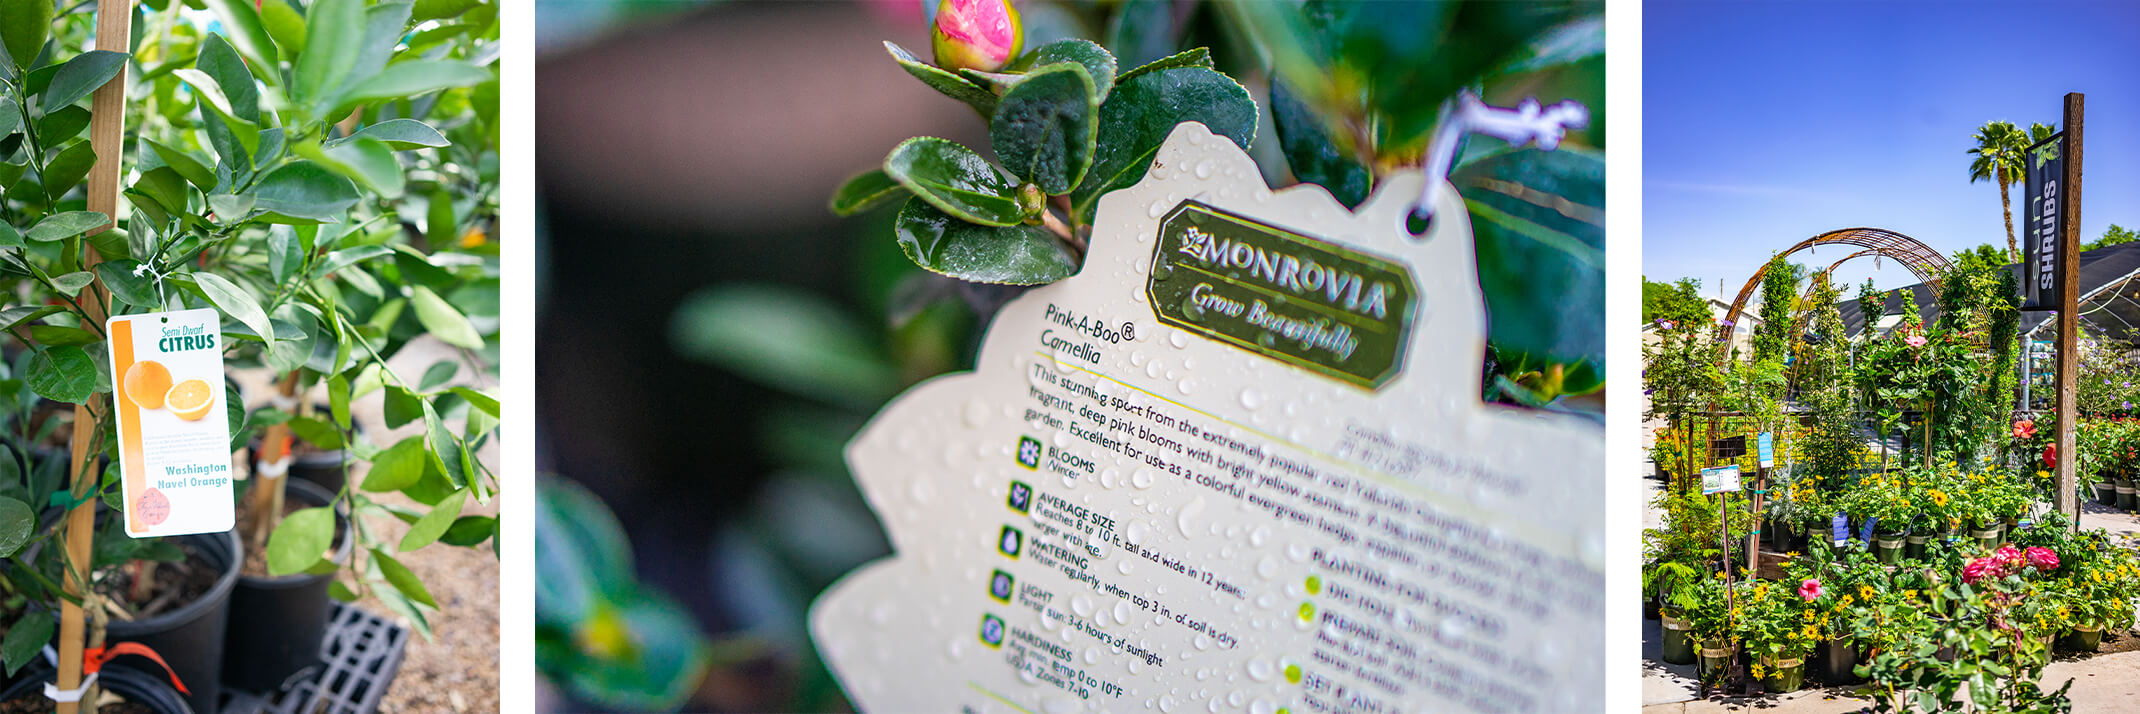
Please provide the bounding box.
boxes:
[1639,463,2140,712]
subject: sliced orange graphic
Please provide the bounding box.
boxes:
[166,379,215,422]
[123,360,173,410]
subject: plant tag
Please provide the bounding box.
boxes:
[1700,465,1741,495]
[106,308,234,538]
[1832,513,1850,545]
[1757,431,1774,468]
[812,123,1604,712]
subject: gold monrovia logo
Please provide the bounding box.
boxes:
[1147,202,1416,389]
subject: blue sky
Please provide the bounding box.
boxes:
[1644,0,2140,302]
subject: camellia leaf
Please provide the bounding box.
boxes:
[1489,14,1604,80]
[990,62,1099,195]
[1454,146,1604,373]
[400,487,466,552]
[410,285,484,349]
[894,198,1077,286]
[266,506,336,576]
[670,284,902,407]
[1114,47,1211,85]
[1104,0,1175,70]
[1270,78,1369,209]
[883,41,996,115]
[26,346,97,403]
[27,211,109,242]
[1010,38,1118,102]
[882,137,1025,226]
[251,161,360,223]
[43,50,129,110]
[829,169,905,216]
[1070,66,1257,223]
[536,476,636,622]
[190,272,276,341]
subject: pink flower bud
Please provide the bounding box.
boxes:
[932,0,1023,73]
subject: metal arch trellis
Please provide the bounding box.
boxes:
[1717,228,1955,357]
[1791,249,1886,338]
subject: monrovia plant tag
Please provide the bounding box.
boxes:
[106,308,235,538]
[813,123,1604,712]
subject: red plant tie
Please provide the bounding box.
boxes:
[84,643,190,695]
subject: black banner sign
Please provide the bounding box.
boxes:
[2022,132,2066,311]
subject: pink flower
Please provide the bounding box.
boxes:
[1905,334,1927,347]
[1996,544,2026,569]
[1963,558,1999,584]
[2013,420,2036,440]
[931,0,1023,72]
[1798,578,1822,601]
[2026,547,2059,571]
[2045,444,2059,469]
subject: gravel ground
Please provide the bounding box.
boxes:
[235,336,499,712]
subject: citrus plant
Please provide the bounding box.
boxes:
[0,0,501,684]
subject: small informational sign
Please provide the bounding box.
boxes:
[1757,432,1774,468]
[106,308,234,537]
[1831,513,1849,544]
[2021,132,2066,311]
[1701,465,1741,495]
[811,124,1605,713]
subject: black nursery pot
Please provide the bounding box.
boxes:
[0,657,197,713]
[105,529,242,714]
[222,479,352,693]
[21,511,239,714]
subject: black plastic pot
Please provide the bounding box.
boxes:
[222,479,352,693]
[22,511,239,714]
[105,529,241,714]
[0,657,197,713]
[1814,637,1863,684]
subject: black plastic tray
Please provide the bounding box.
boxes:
[218,603,408,714]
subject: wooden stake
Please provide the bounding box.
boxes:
[57,5,133,713]
[2055,93,2084,528]
[241,372,300,552]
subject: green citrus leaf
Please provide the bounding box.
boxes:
[43,50,128,110]
[266,506,336,576]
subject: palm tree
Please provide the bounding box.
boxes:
[1968,121,2028,261]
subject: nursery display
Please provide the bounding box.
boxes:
[1642,243,2140,710]
[2,1,500,712]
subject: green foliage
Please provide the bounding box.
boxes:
[537,476,713,712]
[2080,223,2138,252]
[1,0,502,644]
[1643,276,1707,326]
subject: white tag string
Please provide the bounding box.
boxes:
[1413,93,1590,220]
[40,645,96,704]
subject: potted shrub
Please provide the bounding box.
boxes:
[1645,560,1703,665]
[1,1,501,708]
[1684,576,1734,682]
[1735,579,1818,693]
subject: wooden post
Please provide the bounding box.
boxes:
[2055,93,2084,528]
[240,372,301,551]
[1746,464,1764,575]
[56,5,133,713]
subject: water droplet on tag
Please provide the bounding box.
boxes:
[1178,496,1207,537]
[1149,200,1171,219]
[1132,468,1156,489]
[1239,389,1263,410]
[1194,160,1214,179]
[1177,379,1195,395]
[1100,468,1122,489]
